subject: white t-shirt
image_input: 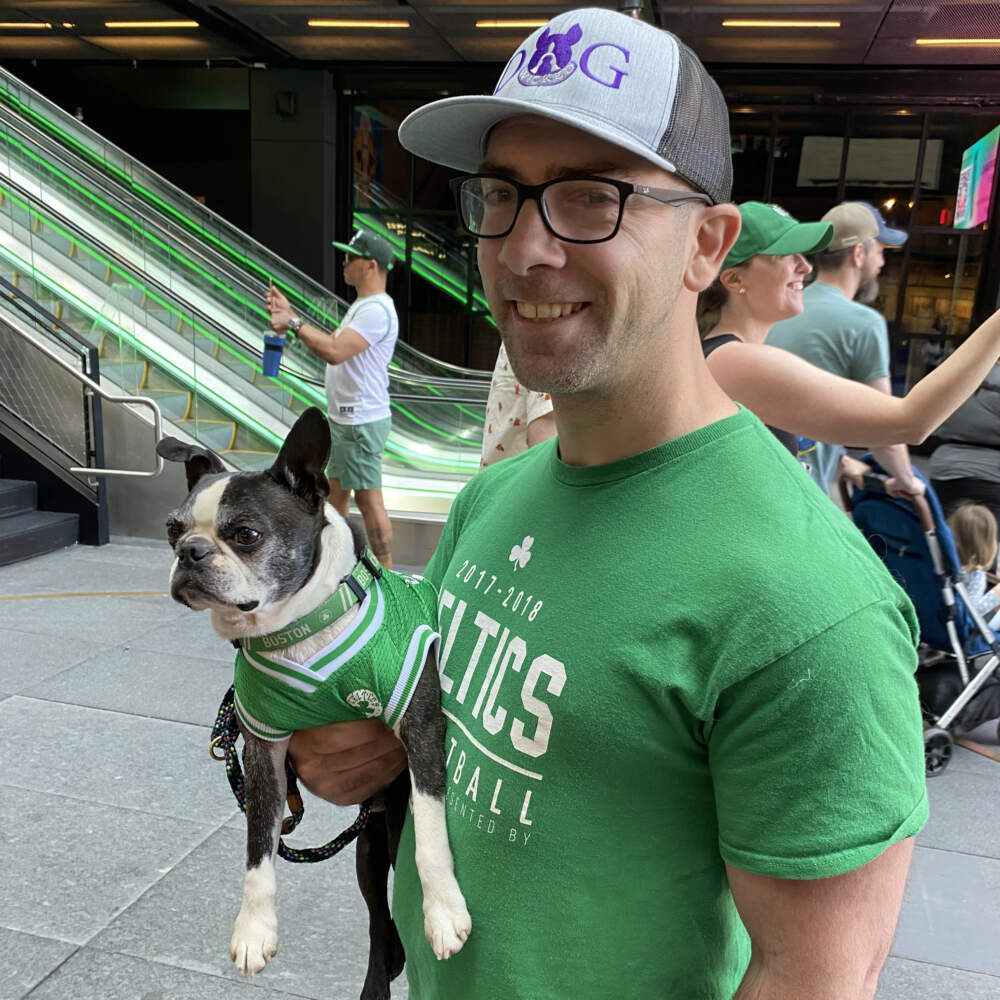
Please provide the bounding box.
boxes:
[325,292,398,425]
[480,343,553,468]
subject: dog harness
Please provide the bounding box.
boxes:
[233,554,440,741]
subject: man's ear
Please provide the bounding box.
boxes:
[267,407,331,511]
[155,437,227,492]
[684,204,742,293]
[851,242,866,269]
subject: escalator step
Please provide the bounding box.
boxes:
[174,420,235,453]
[98,360,147,392]
[224,450,279,471]
[145,389,191,420]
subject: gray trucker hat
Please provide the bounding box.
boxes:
[397,8,733,205]
[332,229,396,269]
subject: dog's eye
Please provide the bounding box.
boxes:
[233,526,262,546]
[166,519,184,544]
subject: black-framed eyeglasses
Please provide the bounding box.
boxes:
[449,173,712,245]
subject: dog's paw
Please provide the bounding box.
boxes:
[230,910,278,976]
[423,890,471,960]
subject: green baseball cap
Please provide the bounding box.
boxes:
[332,229,396,270]
[723,202,833,269]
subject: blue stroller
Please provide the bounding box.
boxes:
[842,459,1000,776]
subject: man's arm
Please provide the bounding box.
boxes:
[265,285,370,366]
[729,838,914,1000]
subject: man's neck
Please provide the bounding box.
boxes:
[353,275,387,299]
[814,269,859,301]
[552,334,738,467]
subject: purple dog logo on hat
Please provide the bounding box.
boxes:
[519,23,583,87]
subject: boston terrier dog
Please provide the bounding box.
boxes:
[155,407,470,999]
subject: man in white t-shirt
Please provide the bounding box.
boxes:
[480,342,555,468]
[265,229,399,567]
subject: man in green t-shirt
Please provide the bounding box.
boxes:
[288,9,927,998]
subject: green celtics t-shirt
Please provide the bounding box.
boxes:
[391,406,927,1000]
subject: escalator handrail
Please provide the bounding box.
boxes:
[0,66,489,378]
[0,306,164,479]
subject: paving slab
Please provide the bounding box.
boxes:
[90,826,409,999]
[892,845,1000,978]
[919,767,1000,860]
[130,607,240,664]
[0,785,217,944]
[21,948,304,1000]
[877,955,1000,999]
[0,594,182,645]
[0,928,76,1000]
[0,697,238,824]
[23,644,236,726]
[0,629,105,697]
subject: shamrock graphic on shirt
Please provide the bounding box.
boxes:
[510,536,534,570]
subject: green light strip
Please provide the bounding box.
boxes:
[0,178,317,413]
[0,111,487,431]
[0,245,284,448]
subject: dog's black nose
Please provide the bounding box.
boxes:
[177,536,214,567]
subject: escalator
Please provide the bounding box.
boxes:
[0,65,489,513]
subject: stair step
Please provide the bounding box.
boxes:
[174,419,235,453]
[0,510,79,567]
[0,479,36,517]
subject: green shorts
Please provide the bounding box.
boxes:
[327,416,391,490]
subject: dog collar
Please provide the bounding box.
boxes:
[240,550,382,653]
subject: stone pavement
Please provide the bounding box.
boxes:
[1,539,998,999]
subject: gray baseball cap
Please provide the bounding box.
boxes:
[332,230,396,269]
[397,8,732,205]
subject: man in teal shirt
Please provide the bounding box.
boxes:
[767,201,914,492]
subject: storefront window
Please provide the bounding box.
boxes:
[769,110,848,222]
[729,109,773,203]
[842,113,926,229]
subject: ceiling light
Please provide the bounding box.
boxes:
[916,38,1000,46]
[476,20,548,29]
[731,107,757,114]
[105,21,199,29]
[0,22,52,29]
[308,19,409,29]
[883,198,896,210]
[722,19,841,29]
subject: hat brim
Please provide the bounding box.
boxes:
[761,221,833,258]
[877,224,908,247]
[398,93,704,197]
[332,241,367,255]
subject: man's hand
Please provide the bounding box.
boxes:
[288,719,406,806]
[265,285,294,334]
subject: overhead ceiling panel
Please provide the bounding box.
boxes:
[867,0,1000,64]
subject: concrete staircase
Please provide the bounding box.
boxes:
[0,476,78,567]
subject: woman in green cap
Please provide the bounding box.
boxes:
[698,201,1000,493]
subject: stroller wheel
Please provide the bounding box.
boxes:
[924,727,954,776]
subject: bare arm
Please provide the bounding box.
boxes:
[706,307,1000,445]
[729,838,914,1000]
[265,285,370,366]
[864,376,921,494]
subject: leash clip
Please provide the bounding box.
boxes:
[209,735,228,761]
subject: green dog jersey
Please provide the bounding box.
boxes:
[233,570,439,741]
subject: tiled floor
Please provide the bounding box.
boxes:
[1,539,998,999]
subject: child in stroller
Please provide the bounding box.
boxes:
[842,459,1000,775]
[949,503,1000,629]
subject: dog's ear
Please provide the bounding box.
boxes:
[267,407,331,511]
[155,436,227,492]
